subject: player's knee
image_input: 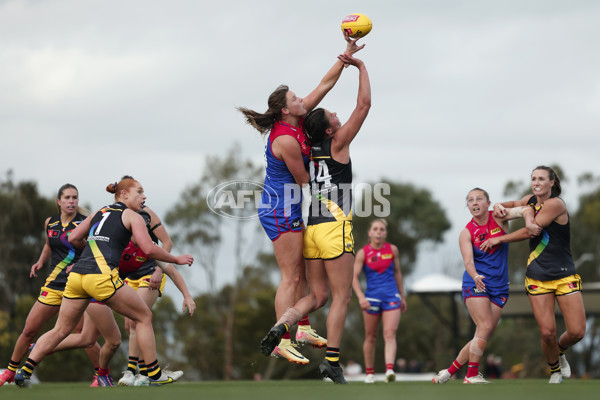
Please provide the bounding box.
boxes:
[105,336,121,351]
[364,332,377,343]
[477,322,494,338]
[383,329,398,341]
[539,327,556,343]
[568,326,585,343]
[314,292,330,308]
[21,326,39,341]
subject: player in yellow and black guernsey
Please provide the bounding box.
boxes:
[0,183,92,387]
[69,201,131,278]
[261,53,370,384]
[14,177,193,387]
[40,211,86,302]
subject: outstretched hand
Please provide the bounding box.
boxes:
[343,31,365,55]
[175,255,194,266]
[338,53,364,68]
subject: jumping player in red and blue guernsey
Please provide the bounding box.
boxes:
[353,219,407,383]
[433,188,522,384]
[240,33,365,365]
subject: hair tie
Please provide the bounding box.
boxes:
[112,182,118,189]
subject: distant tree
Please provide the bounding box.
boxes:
[352,180,451,276]
[165,144,264,380]
[0,170,56,312]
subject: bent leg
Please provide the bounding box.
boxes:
[272,232,304,319]
[86,302,121,370]
[556,292,586,349]
[10,302,59,363]
[131,287,160,360]
[28,299,89,363]
[528,293,559,364]
[105,285,156,365]
[323,253,354,347]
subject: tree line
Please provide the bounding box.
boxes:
[1,157,599,381]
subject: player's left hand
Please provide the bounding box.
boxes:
[149,268,162,290]
[183,296,196,316]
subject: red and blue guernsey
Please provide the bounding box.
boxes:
[463,211,509,289]
[259,120,310,241]
[363,243,399,299]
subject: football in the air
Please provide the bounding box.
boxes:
[341,13,372,38]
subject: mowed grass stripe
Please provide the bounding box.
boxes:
[2,379,599,400]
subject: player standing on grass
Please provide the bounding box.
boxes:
[480,166,585,384]
[433,188,522,384]
[352,219,407,383]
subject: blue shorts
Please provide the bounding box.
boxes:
[462,285,509,308]
[364,293,402,315]
[259,206,303,241]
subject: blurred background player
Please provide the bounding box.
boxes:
[353,219,407,383]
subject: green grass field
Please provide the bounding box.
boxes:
[3,379,600,400]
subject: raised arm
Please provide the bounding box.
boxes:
[492,195,531,218]
[303,33,365,113]
[331,55,371,157]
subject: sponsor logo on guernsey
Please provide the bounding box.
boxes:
[490,227,501,235]
[382,254,393,260]
[135,256,147,262]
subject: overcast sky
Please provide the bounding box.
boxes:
[2,0,599,295]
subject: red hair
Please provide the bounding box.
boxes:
[106,176,138,200]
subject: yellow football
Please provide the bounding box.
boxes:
[341,13,372,38]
